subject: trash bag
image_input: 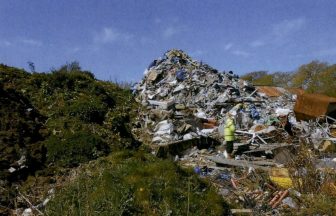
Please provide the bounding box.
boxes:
[176,69,186,81]
[250,105,260,120]
[147,60,157,70]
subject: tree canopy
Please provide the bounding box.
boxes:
[241,60,336,97]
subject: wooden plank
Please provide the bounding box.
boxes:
[243,144,292,154]
[156,136,221,158]
[148,99,175,110]
[231,209,253,214]
[207,156,272,171]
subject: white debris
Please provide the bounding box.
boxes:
[22,208,32,216]
[17,155,26,166]
[8,167,16,173]
[195,111,207,119]
[275,108,291,117]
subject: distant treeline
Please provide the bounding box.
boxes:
[241,60,336,97]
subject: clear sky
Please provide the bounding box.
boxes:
[1,0,336,82]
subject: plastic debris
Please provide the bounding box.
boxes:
[131,49,336,215]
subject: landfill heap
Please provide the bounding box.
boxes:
[133,49,336,214]
[133,49,296,145]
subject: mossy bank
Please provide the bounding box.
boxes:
[0,63,229,215]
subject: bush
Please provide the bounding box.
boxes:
[67,96,108,124]
[45,132,110,167]
[45,151,229,215]
[49,62,95,91]
[50,71,92,90]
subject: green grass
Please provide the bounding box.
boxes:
[45,151,230,216]
[0,62,140,212]
[45,131,110,167]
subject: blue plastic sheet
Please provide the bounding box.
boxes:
[176,69,186,81]
[249,105,260,120]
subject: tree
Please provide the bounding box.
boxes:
[241,60,335,97]
[271,72,293,87]
[241,71,276,86]
[253,74,274,86]
[58,61,81,73]
[27,61,35,72]
[292,60,328,90]
[315,64,336,97]
[241,71,268,83]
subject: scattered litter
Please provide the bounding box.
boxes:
[132,49,336,215]
[8,167,16,173]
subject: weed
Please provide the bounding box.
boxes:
[45,151,230,215]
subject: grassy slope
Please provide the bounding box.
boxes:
[0,63,229,215]
[46,151,229,216]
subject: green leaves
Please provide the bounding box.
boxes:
[45,151,229,215]
[67,95,108,124]
[241,61,336,97]
[45,132,109,167]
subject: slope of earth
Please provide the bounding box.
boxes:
[0,63,229,215]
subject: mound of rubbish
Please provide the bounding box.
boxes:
[133,49,296,145]
[133,49,336,215]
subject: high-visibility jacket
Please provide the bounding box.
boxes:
[224,118,235,141]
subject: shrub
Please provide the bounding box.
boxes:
[45,132,110,167]
[49,62,95,91]
[67,96,108,124]
[45,151,229,215]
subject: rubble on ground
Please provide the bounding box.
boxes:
[133,49,336,214]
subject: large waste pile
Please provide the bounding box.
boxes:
[133,49,296,145]
[133,49,336,214]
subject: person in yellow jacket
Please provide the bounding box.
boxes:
[224,113,236,159]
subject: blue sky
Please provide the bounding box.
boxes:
[1,0,336,82]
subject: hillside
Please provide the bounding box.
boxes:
[1,50,335,215]
[0,63,228,215]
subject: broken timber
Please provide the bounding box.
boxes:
[243,143,294,156]
[207,156,275,171]
[231,209,253,214]
[156,136,220,158]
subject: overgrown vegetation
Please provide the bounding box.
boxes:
[285,145,336,215]
[45,151,229,216]
[0,62,139,168]
[3,58,334,214]
[0,62,139,212]
[0,62,228,215]
[241,60,336,97]
[45,132,109,167]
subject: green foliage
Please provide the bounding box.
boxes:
[0,87,47,181]
[67,95,108,124]
[50,70,95,91]
[242,61,336,97]
[318,64,336,97]
[292,60,328,90]
[0,64,29,89]
[253,74,274,86]
[45,151,229,215]
[241,71,268,83]
[53,61,95,79]
[271,71,293,87]
[0,62,138,181]
[45,132,109,167]
[2,61,228,215]
[291,60,336,96]
[241,71,293,87]
[296,194,336,215]
[241,71,274,86]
